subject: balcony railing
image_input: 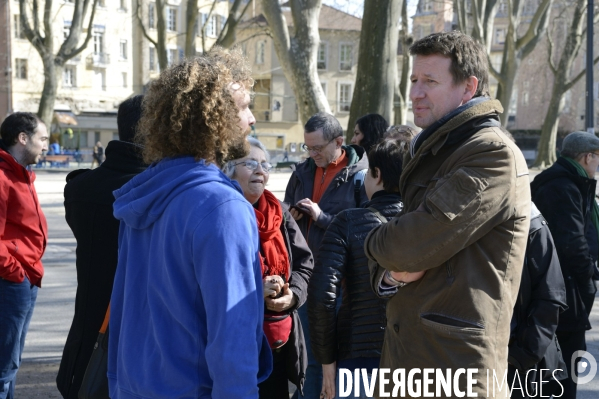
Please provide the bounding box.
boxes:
[86,53,110,68]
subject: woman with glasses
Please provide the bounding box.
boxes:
[350,113,389,153]
[223,137,313,398]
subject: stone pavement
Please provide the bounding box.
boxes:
[14,168,599,397]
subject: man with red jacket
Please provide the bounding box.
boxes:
[0,112,49,399]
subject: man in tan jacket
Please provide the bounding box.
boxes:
[365,31,530,398]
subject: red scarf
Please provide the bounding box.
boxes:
[254,190,290,280]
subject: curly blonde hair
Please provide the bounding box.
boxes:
[136,47,253,166]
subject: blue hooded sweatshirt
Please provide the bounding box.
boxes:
[108,157,272,399]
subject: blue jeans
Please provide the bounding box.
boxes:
[292,305,322,398]
[0,277,38,399]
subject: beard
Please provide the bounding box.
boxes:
[225,129,251,162]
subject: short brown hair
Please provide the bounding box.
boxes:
[410,31,489,98]
[136,47,253,166]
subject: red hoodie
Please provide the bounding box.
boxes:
[0,146,47,286]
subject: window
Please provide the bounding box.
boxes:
[317,43,327,70]
[167,7,177,32]
[594,82,599,101]
[422,0,433,12]
[494,28,506,45]
[63,22,71,41]
[220,15,227,33]
[338,83,352,112]
[63,66,76,87]
[119,0,127,11]
[14,15,25,39]
[522,91,529,106]
[98,0,105,7]
[321,82,327,97]
[93,70,106,91]
[339,44,353,71]
[15,59,27,79]
[168,49,177,66]
[93,30,104,54]
[206,15,217,37]
[119,40,127,60]
[256,41,265,64]
[122,72,127,88]
[149,47,156,71]
[149,3,155,29]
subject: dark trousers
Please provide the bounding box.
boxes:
[259,343,289,399]
[544,330,587,399]
[0,277,38,399]
[291,305,322,398]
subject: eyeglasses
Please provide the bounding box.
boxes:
[301,137,337,154]
[233,159,272,172]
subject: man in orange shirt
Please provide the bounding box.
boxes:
[284,112,368,398]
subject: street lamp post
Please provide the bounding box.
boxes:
[586,0,595,134]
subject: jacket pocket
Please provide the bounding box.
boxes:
[420,313,485,337]
[427,168,488,222]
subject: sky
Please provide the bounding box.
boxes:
[322,0,418,30]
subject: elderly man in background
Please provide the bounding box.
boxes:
[531,131,599,399]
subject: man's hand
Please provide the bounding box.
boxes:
[383,270,426,286]
[263,275,284,298]
[296,198,322,221]
[264,283,297,312]
[321,362,336,399]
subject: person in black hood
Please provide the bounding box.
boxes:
[56,95,147,399]
[530,131,599,399]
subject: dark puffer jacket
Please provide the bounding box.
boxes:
[307,192,402,364]
[531,157,598,332]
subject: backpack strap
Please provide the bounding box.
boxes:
[367,207,388,223]
[353,169,368,207]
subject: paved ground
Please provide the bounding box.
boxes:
[14,167,599,397]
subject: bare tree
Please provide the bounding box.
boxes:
[458,0,554,126]
[261,0,330,124]
[534,0,599,168]
[19,0,99,125]
[346,0,401,135]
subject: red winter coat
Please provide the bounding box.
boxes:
[0,145,47,286]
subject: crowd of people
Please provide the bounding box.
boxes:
[1,30,597,399]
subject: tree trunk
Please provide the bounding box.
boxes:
[534,82,564,168]
[184,0,198,57]
[495,38,520,126]
[156,0,168,70]
[394,0,410,125]
[534,0,588,168]
[261,0,329,125]
[347,0,401,135]
[38,58,60,125]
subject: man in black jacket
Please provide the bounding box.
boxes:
[508,203,568,398]
[531,131,599,399]
[56,95,146,399]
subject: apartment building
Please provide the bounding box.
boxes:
[412,0,599,135]
[235,4,361,154]
[0,0,138,149]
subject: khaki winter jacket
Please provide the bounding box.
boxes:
[365,99,530,398]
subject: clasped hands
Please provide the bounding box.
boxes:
[263,275,296,312]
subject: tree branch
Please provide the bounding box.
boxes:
[564,55,599,91]
[136,0,158,48]
[20,0,46,55]
[43,0,53,48]
[67,0,100,59]
[487,53,504,84]
[515,0,552,50]
[215,0,252,48]
[546,20,558,75]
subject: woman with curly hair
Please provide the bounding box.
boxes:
[224,137,313,398]
[350,113,389,153]
[108,48,273,398]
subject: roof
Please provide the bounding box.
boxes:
[243,4,362,32]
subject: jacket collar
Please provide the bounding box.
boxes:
[0,141,32,182]
[100,140,147,174]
